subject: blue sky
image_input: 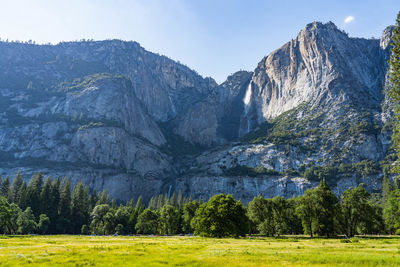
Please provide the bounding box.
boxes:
[0,0,399,83]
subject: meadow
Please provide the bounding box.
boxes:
[0,235,400,266]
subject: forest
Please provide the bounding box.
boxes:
[1,172,400,238]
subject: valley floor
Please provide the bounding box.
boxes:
[0,235,399,266]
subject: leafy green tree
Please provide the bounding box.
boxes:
[358,202,384,235]
[71,182,90,234]
[103,210,116,235]
[296,189,317,237]
[90,204,111,235]
[135,209,159,234]
[248,196,274,236]
[194,194,248,238]
[159,204,179,235]
[383,189,400,234]
[340,185,373,237]
[37,214,50,234]
[0,196,12,234]
[26,173,44,217]
[271,196,290,236]
[9,171,23,203]
[286,197,303,235]
[114,205,132,234]
[313,179,339,237]
[182,200,199,233]
[8,203,22,234]
[248,195,300,236]
[17,207,37,234]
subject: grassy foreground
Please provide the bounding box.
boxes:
[0,235,400,266]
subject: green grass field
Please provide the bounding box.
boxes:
[0,235,400,266]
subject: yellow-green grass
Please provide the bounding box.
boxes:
[1,235,400,266]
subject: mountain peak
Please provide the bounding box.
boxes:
[380,25,394,50]
[299,21,344,39]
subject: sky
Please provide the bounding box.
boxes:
[0,0,399,83]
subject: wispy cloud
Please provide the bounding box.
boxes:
[344,16,355,24]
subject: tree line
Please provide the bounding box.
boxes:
[1,172,400,237]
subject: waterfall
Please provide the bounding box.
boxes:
[242,82,252,134]
[167,184,172,199]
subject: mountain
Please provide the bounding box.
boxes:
[0,22,395,202]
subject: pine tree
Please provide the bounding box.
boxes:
[135,196,145,213]
[48,177,61,233]
[9,171,23,203]
[57,177,71,233]
[389,12,400,175]
[96,190,110,205]
[59,177,71,218]
[71,182,90,234]
[382,176,394,205]
[17,182,27,210]
[26,173,44,217]
[40,177,53,216]
[0,176,10,199]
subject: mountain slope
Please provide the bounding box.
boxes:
[0,22,395,202]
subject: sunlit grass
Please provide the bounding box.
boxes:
[0,235,399,266]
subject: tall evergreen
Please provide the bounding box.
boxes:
[9,171,23,203]
[0,176,10,199]
[71,182,90,234]
[17,182,28,210]
[48,177,61,233]
[59,177,71,218]
[40,177,53,217]
[26,173,44,217]
[382,176,394,205]
[96,190,110,205]
[57,177,71,233]
[389,12,400,175]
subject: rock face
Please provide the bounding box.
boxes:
[240,22,386,134]
[0,22,396,202]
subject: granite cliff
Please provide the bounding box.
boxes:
[0,22,395,202]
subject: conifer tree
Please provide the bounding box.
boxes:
[389,12,400,175]
[9,171,23,203]
[40,177,53,217]
[71,182,90,234]
[57,177,71,233]
[17,182,28,210]
[0,176,10,200]
[26,173,43,217]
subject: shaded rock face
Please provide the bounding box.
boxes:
[0,22,396,202]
